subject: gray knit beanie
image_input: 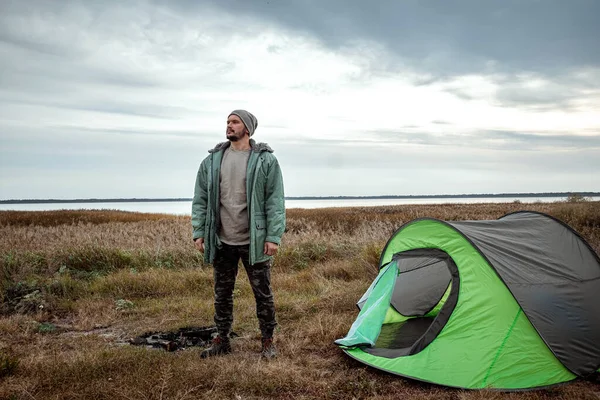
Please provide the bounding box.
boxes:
[229,109,258,136]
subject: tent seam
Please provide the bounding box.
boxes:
[483,308,522,388]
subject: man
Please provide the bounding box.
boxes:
[192,109,285,359]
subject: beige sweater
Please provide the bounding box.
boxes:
[218,146,251,245]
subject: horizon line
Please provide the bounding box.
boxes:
[1,191,599,204]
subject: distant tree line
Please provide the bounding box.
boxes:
[1,192,599,204]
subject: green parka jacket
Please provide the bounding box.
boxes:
[192,139,286,265]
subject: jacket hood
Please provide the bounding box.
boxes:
[208,139,273,154]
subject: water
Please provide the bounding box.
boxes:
[0,196,596,215]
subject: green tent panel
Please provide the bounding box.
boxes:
[336,212,600,390]
[335,261,398,348]
[483,309,575,389]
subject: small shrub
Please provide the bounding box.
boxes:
[565,193,590,203]
[0,352,19,378]
[15,290,47,314]
[1,280,47,315]
[1,252,19,284]
[115,299,135,311]
[37,322,57,334]
[355,243,383,276]
[46,275,87,300]
[58,247,133,274]
[276,242,329,270]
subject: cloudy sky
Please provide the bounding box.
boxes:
[1,0,599,199]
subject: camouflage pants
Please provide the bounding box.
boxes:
[212,243,277,338]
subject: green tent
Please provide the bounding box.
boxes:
[335,211,600,390]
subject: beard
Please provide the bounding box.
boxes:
[226,129,244,142]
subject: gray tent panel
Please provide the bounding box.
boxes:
[391,250,452,316]
[450,211,600,376]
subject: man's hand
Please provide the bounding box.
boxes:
[264,242,279,256]
[194,238,205,252]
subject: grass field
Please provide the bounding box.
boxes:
[1,202,599,399]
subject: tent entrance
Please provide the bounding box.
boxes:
[364,249,460,358]
[369,317,436,356]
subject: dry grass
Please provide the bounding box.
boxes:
[1,202,599,399]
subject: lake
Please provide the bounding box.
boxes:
[1,196,596,215]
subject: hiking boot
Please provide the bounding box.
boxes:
[200,336,231,358]
[261,337,277,359]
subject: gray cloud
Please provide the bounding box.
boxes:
[156,0,600,111]
[368,129,600,151]
[162,0,600,76]
[0,98,190,119]
[442,87,476,101]
[480,130,600,149]
[492,71,600,110]
[54,125,212,139]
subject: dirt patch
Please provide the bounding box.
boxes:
[129,326,238,352]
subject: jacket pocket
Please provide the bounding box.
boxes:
[256,218,267,230]
[253,217,268,263]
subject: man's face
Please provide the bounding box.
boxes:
[226,115,248,142]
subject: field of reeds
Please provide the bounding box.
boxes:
[1,201,599,400]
